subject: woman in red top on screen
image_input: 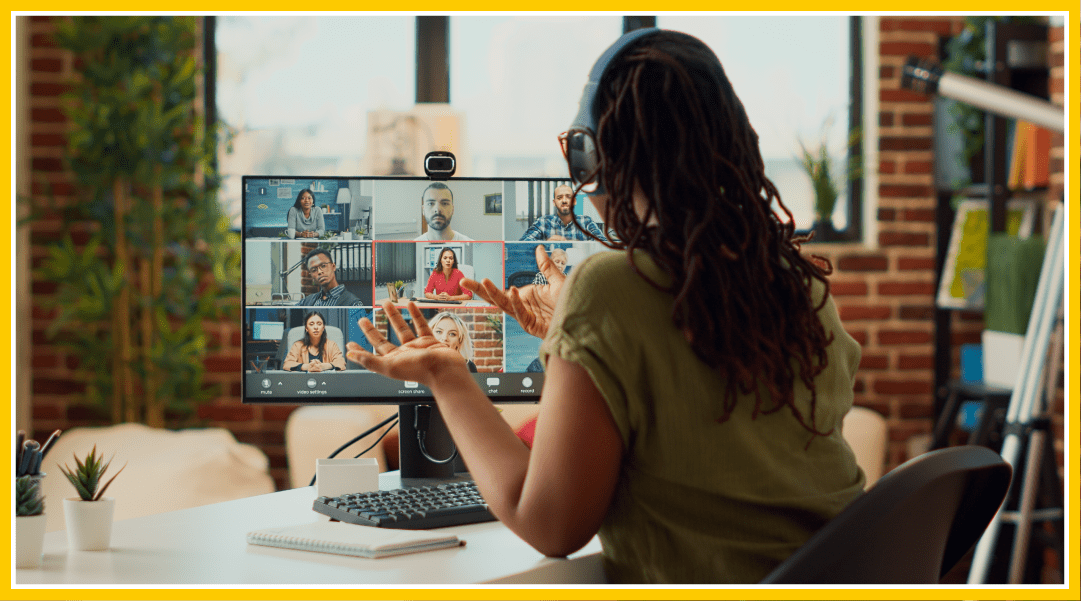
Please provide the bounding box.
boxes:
[424,247,473,302]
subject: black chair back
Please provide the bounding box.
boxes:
[760,445,1011,584]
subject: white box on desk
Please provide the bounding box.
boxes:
[316,457,378,498]
[982,329,1024,390]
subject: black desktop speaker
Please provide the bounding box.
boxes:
[565,27,660,196]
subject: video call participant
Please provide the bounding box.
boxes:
[424,247,474,302]
[286,188,325,239]
[428,311,478,373]
[415,182,474,241]
[348,29,863,584]
[297,248,362,307]
[282,310,346,372]
[519,184,607,241]
[532,248,568,286]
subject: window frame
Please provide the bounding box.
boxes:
[207,15,868,242]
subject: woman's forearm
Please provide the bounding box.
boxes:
[427,369,532,529]
[431,357,620,558]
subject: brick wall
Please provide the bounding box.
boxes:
[21,16,1065,492]
[22,16,294,489]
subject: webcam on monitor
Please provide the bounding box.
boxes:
[423,151,456,179]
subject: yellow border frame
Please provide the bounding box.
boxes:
[6,5,1077,600]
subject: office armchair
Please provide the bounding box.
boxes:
[507,270,537,288]
[760,445,1011,584]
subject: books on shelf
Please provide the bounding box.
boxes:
[1007,120,1051,191]
[247,520,463,559]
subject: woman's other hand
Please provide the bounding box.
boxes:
[346,301,467,386]
[461,245,565,338]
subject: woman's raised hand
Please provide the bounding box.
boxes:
[461,245,565,339]
[345,301,467,386]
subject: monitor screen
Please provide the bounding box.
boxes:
[240,175,607,406]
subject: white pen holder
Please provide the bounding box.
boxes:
[316,458,379,498]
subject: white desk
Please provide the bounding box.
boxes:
[15,482,603,586]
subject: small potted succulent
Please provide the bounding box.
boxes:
[58,445,126,551]
[15,429,60,568]
[15,475,47,568]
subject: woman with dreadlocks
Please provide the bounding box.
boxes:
[346,29,864,583]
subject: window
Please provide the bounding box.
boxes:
[449,16,623,177]
[214,15,864,239]
[658,15,860,238]
[214,16,415,228]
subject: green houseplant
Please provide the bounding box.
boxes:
[35,17,240,427]
[14,429,61,567]
[15,476,47,568]
[59,445,127,551]
[942,15,1042,193]
[58,445,126,502]
[16,475,45,517]
[796,123,861,239]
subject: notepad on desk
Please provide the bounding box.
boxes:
[247,521,464,559]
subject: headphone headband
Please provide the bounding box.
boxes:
[566,27,661,195]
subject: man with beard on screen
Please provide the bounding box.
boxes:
[519,184,607,241]
[415,182,474,241]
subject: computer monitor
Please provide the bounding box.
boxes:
[241,175,607,482]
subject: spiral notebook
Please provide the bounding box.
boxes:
[246,520,464,559]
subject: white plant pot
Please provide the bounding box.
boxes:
[63,497,115,551]
[15,514,47,568]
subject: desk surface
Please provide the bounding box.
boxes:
[15,480,603,586]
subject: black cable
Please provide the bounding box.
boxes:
[354,419,399,459]
[307,412,398,487]
[415,405,458,464]
[417,429,459,464]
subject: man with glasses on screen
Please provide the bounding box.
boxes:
[519,184,607,241]
[296,248,362,307]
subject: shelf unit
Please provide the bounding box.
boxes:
[932,20,1050,420]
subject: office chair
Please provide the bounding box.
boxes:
[507,270,538,288]
[760,445,1011,584]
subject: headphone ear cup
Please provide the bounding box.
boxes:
[566,129,601,194]
[566,27,659,196]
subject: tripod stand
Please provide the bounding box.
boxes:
[967,205,1064,584]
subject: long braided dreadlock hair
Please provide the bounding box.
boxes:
[575,30,836,439]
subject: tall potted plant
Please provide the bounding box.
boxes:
[796,123,861,240]
[35,16,240,427]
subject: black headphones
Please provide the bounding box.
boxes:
[565,27,660,196]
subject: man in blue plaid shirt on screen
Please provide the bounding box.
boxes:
[519,184,607,241]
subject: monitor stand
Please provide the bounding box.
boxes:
[390,403,471,489]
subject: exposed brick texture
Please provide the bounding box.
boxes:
[20,16,1065,493]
